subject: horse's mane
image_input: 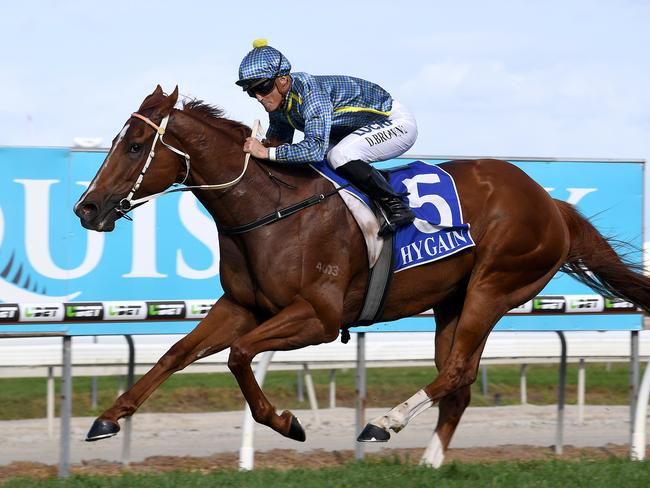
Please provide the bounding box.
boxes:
[180,97,315,179]
[182,99,225,119]
[181,99,249,133]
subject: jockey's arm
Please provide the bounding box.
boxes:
[269,92,333,163]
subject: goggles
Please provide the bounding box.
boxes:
[246,78,276,98]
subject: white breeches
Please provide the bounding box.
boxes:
[326,100,418,169]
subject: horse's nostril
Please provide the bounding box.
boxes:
[83,203,98,216]
[78,202,99,220]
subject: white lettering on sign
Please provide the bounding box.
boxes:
[544,187,597,205]
[15,179,104,279]
[123,201,167,278]
[176,193,220,279]
[6,176,600,285]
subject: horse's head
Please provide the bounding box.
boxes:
[74,85,188,231]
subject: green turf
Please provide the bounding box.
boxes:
[0,363,633,420]
[4,458,650,487]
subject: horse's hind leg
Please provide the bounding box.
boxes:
[358,227,567,447]
[356,291,469,447]
[357,284,519,445]
[422,386,470,467]
[86,296,257,441]
[421,312,489,467]
[420,292,471,468]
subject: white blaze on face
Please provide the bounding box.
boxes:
[105,122,131,163]
[81,123,130,199]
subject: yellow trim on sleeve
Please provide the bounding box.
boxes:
[333,106,391,117]
[284,96,391,129]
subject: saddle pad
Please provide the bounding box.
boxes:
[310,160,475,272]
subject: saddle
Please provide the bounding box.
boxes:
[310,160,475,341]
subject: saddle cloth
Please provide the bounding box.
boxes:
[310,160,475,271]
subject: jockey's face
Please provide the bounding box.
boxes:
[255,76,290,113]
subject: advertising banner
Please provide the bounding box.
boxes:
[0,147,643,332]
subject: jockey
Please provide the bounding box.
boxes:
[236,39,417,236]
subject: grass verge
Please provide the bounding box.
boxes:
[3,457,650,488]
[0,362,632,420]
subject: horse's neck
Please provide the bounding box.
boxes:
[173,111,314,228]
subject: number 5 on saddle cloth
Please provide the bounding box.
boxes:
[312,160,475,334]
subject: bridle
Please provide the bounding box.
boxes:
[116,112,258,216]
[115,111,347,235]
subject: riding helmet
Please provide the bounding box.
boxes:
[236,39,291,90]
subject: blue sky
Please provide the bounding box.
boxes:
[2,0,649,221]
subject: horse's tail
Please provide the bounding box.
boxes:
[556,199,650,312]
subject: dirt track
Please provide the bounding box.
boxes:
[0,404,646,480]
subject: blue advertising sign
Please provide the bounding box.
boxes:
[373,157,645,332]
[0,147,644,332]
[0,147,220,304]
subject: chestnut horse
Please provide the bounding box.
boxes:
[74,85,650,467]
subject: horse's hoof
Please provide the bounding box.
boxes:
[357,423,390,442]
[287,415,306,442]
[86,419,120,441]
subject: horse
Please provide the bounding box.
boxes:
[73,85,650,467]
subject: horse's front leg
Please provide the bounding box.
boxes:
[86,296,257,441]
[227,296,339,442]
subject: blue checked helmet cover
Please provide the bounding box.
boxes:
[236,39,291,88]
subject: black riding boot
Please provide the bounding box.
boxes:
[335,160,415,236]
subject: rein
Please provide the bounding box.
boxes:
[217,183,350,235]
[117,113,350,235]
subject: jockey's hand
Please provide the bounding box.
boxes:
[243,137,270,159]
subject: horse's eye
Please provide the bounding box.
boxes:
[129,143,143,153]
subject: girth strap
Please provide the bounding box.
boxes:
[340,206,395,343]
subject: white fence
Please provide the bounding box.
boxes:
[2,329,649,472]
[1,331,648,377]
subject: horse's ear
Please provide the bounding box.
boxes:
[156,85,179,115]
[168,86,179,107]
[139,85,167,112]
